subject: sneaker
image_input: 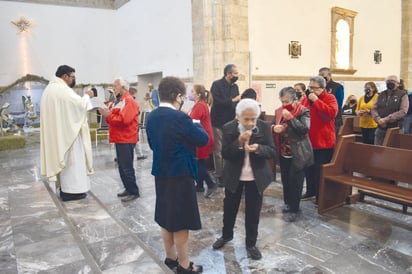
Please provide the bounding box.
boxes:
[283,212,298,222]
[301,193,315,200]
[246,246,262,260]
[164,257,178,271]
[204,184,217,198]
[176,262,203,273]
[117,190,129,197]
[121,193,140,202]
[212,236,233,250]
[195,187,205,193]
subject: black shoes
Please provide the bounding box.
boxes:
[246,246,262,260]
[137,155,147,160]
[117,190,129,197]
[164,257,178,271]
[281,204,290,213]
[301,193,315,200]
[195,187,205,193]
[121,193,140,202]
[60,190,87,202]
[212,237,233,249]
[176,262,203,274]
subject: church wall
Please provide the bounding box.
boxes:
[249,0,402,113]
[0,1,115,85]
[0,1,193,88]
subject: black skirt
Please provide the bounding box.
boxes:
[154,176,201,232]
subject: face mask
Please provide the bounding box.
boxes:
[230,76,238,84]
[323,77,328,83]
[364,88,370,94]
[349,99,357,104]
[238,123,246,133]
[305,89,310,97]
[69,79,76,88]
[386,81,395,90]
[188,94,196,101]
[283,104,294,111]
[178,98,184,110]
[296,92,302,100]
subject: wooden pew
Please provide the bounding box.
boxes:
[318,135,412,214]
[338,115,362,141]
[382,127,412,149]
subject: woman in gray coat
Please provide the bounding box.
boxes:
[212,98,276,260]
[272,87,314,222]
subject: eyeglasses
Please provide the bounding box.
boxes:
[309,86,322,91]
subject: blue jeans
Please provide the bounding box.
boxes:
[115,143,139,195]
[403,114,412,134]
[196,159,215,188]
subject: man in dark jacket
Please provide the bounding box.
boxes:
[210,64,241,186]
[371,75,409,145]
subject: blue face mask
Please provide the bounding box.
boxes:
[238,123,246,133]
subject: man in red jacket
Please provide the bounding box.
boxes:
[302,76,338,203]
[99,78,140,202]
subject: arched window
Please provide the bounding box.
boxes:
[331,7,357,74]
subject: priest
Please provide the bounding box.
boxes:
[40,65,94,201]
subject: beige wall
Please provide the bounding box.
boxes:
[248,0,402,113]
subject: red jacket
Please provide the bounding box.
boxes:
[106,92,139,144]
[190,99,214,159]
[308,90,338,149]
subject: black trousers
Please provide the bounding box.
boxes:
[361,127,376,145]
[115,143,139,195]
[279,156,305,212]
[222,181,262,247]
[305,148,334,200]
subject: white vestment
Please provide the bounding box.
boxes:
[40,76,93,193]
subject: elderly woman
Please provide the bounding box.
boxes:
[272,87,313,222]
[212,98,276,260]
[146,77,208,274]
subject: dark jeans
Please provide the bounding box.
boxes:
[196,159,215,188]
[222,181,262,247]
[279,156,305,212]
[305,148,334,200]
[361,127,376,145]
[212,127,223,179]
[115,143,139,195]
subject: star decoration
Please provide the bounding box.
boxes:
[11,16,32,33]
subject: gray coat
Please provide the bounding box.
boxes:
[221,119,276,194]
[273,107,314,170]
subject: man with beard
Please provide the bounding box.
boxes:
[371,75,409,145]
[210,64,241,186]
[40,65,94,201]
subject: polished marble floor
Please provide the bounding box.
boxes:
[0,134,412,273]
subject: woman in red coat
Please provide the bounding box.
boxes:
[189,84,217,198]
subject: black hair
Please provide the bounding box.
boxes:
[223,64,236,76]
[158,76,186,103]
[241,88,257,100]
[55,65,75,77]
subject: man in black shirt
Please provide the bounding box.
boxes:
[210,64,241,186]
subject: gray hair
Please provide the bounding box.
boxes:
[310,76,326,88]
[279,87,297,101]
[318,67,331,75]
[235,98,261,118]
[114,77,129,91]
[386,75,399,83]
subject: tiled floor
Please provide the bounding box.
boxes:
[0,132,411,273]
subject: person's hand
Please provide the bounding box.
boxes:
[273,125,285,134]
[85,90,94,98]
[282,109,292,118]
[232,95,241,103]
[238,130,252,147]
[98,107,111,117]
[378,118,387,128]
[308,93,318,102]
[245,143,258,153]
[358,109,369,116]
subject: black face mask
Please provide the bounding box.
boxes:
[178,98,184,110]
[296,92,303,100]
[349,99,357,104]
[69,79,76,88]
[364,88,370,94]
[323,77,328,83]
[386,81,395,90]
[305,89,310,97]
[230,76,238,84]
